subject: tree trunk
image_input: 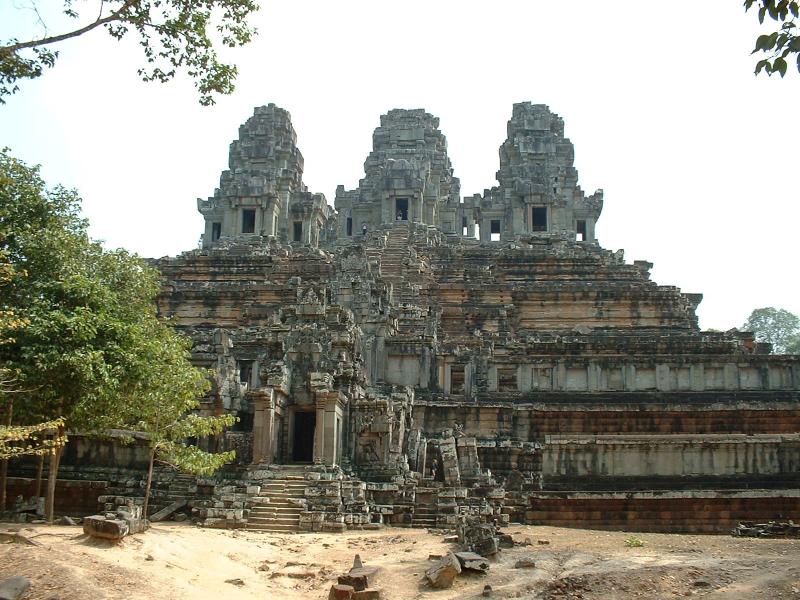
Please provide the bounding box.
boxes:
[142,447,156,519]
[0,397,12,511]
[34,454,44,499]
[0,458,7,512]
[44,424,64,523]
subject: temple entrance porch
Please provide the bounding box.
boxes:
[251,389,347,467]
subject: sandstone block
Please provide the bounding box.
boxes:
[425,552,461,588]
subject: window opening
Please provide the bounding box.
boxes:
[576,220,587,241]
[238,360,254,387]
[497,366,517,391]
[450,365,465,394]
[532,206,547,232]
[242,209,256,234]
[490,219,501,242]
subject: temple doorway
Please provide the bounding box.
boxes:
[395,198,409,221]
[292,411,316,462]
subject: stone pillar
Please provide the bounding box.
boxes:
[690,364,705,391]
[313,400,326,465]
[439,437,461,484]
[251,390,273,464]
[656,364,671,391]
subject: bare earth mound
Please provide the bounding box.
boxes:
[2,523,799,599]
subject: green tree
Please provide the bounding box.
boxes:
[745,0,800,77]
[125,318,236,517]
[0,0,258,105]
[742,307,800,353]
[0,149,233,521]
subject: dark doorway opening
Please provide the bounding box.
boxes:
[396,198,409,221]
[292,411,316,462]
[293,221,303,242]
[242,209,256,233]
[211,222,221,241]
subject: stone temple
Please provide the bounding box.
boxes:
[16,102,800,532]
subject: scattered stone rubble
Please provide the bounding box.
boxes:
[12,102,800,533]
[731,520,800,537]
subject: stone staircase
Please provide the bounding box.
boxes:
[166,473,197,503]
[412,486,439,529]
[247,473,307,532]
[380,223,434,337]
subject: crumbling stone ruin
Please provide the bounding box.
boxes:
[12,102,799,533]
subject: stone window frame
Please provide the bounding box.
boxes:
[241,208,256,234]
[531,205,548,232]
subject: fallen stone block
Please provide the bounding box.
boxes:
[425,552,461,589]
[455,551,490,573]
[83,515,129,540]
[0,576,31,600]
[339,554,380,590]
[329,584,355,599]
[150,500,187,523]
[353,590,380,600]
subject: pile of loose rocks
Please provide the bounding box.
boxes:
[424,520,501,590]
[732,521,800,538]
[423,520,540,592]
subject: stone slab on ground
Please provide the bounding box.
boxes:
[455,551,490,573]
[0,576,32,600]
[150,500,187,523]
[83,515,129,540]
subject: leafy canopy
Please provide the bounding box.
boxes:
[742,307,800,354]
[0,149,235,487]
[0,0,259,105]
[745,0,800,77]
[126,316,237,476]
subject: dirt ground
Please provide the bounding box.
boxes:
[2,522,799,600]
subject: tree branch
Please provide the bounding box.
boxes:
[0,0,138,58]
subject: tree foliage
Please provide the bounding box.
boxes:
[0,149,233,519]
[742,307,800,353]
[745,0,800,77]
[128,317,236,478]
[0,417,66,460]
[127,322,236,515]
[0,0,259,105]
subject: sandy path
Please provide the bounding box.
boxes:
[2,523,799,599]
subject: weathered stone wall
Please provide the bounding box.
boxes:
[523,490,800,533]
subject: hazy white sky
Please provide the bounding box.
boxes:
[1,1,798,330]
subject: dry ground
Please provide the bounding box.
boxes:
[1,522,799,599]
